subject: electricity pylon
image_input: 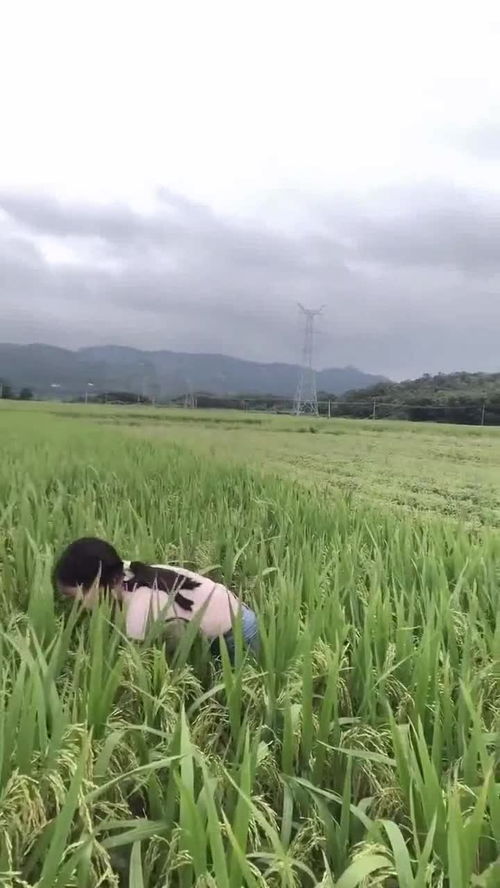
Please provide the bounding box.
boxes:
[293,304,324,415]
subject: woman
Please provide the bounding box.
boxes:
[53,537,259,660]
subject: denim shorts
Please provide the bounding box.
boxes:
[211,605,259,661]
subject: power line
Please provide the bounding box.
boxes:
[85,392,497,412]
[293,304,324,416]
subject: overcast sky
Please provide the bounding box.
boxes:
[1,0,500,378]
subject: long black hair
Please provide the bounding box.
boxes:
[125,562,200,612]
[54,537,124,591]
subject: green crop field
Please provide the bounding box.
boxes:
[2,402,500,886]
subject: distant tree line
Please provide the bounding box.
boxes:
[54,383,500,426]
[72,391,153,405]
[5,369,500,426]
[171,392,289,411]
[0,380,34,401]
[322,372,500,425]
[171,374,500,426]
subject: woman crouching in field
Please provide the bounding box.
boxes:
[53,537,259,661]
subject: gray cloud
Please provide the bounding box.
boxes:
[1,184,500,379]
[349,182,500,272]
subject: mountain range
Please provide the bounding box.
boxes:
[0,343,386,399]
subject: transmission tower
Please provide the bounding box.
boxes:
[293,304,324,416]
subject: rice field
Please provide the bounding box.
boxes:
[1,403,500,886]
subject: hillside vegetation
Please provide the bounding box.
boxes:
[334,371,500,424]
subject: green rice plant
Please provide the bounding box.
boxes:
[1,406,500,885]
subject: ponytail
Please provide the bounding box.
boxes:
[127,561,200,611]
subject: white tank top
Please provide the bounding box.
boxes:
[121,561,241,640]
